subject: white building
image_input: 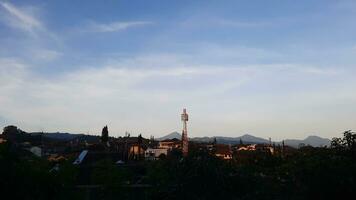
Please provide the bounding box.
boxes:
[29,146,42,157]
[145,148,168,160]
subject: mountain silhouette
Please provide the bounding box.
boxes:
[3,127,330,148]
[284,135,331,147]
[157,132,181,141]
[159,132,330,147]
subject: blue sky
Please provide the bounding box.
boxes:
[0,0,355,140]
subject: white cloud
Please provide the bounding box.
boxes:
[0,58,29,122]
[0,58,27,86]
[0,2,62,64]
[180,17,275,30]
[0,1,42,33]
[0,52,355,139]
[84,21,153,33]
[352,45,356,52]
[0,55,252,134]
[195,44,282,61]
[31,49,62,61]
[298,67,340,75]
[214,19,271,28]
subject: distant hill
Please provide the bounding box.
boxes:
[42,132,80,141]
[72,134,101,143]
[40,132,332,148]
[157,132,181,141]
[2,125,330,148]
[44,132,101,143]
[284,136,331,148]
[239,134,270,144]
[158,132,330,148]
[190,134,269,145]
[34,132,100,143]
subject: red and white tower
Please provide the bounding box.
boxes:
[181,108,189,157]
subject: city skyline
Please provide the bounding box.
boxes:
[1,0,356,140]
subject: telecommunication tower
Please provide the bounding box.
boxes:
[181,108,189,157]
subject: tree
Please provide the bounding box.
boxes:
[331,130,356,157]
[331,137,343,149]
[2,125,24,141]
[343,130,356,149]
[138,134,143,160]
[3,125,19,134]
[298,143,306,149]
[101,125,109,143]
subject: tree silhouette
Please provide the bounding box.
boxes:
[101,125,109,143]
[331,130,356,151]
[343,130,356,149]
[213,137,217,145]
[3,125,19,135]
[138,134,143,160]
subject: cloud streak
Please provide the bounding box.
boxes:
[0,1,42,33]
[84,21,153,33]
[0,2,62,63]
[214,19,272,28]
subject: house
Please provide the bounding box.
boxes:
[158,138,181,150]
[255,144,274,154]
[215,144,232,160]
[145,148,168,160]
[73,150,89,165]
[29,146,42,157]
[48,154,67,162]
[237,144,275,154]
[113,136,149,160]
[129,144,145,159]
[0,137,6,144]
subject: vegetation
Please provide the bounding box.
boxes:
[0,131,355,199]
[0,142,79,200]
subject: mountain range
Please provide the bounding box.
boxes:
[6,129,330,148]
[157,132,182,141]
[157,132,331,148]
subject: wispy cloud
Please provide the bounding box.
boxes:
[298,67,341,75]
[352,45,356,52]
[214,19,271,28]
[0,1,42,33]
[0,58,28,101]
[84,21,153,33]
[0,2,62,63]
[31,49,62,62]
[1,51,354,137]
[180,17,273,29]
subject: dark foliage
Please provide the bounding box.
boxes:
[0,131,355,200]
[101,126,109,143]
[0,141,80,200]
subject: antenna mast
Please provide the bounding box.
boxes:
[181,108,189,157]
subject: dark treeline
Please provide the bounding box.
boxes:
[0,131,355,200]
